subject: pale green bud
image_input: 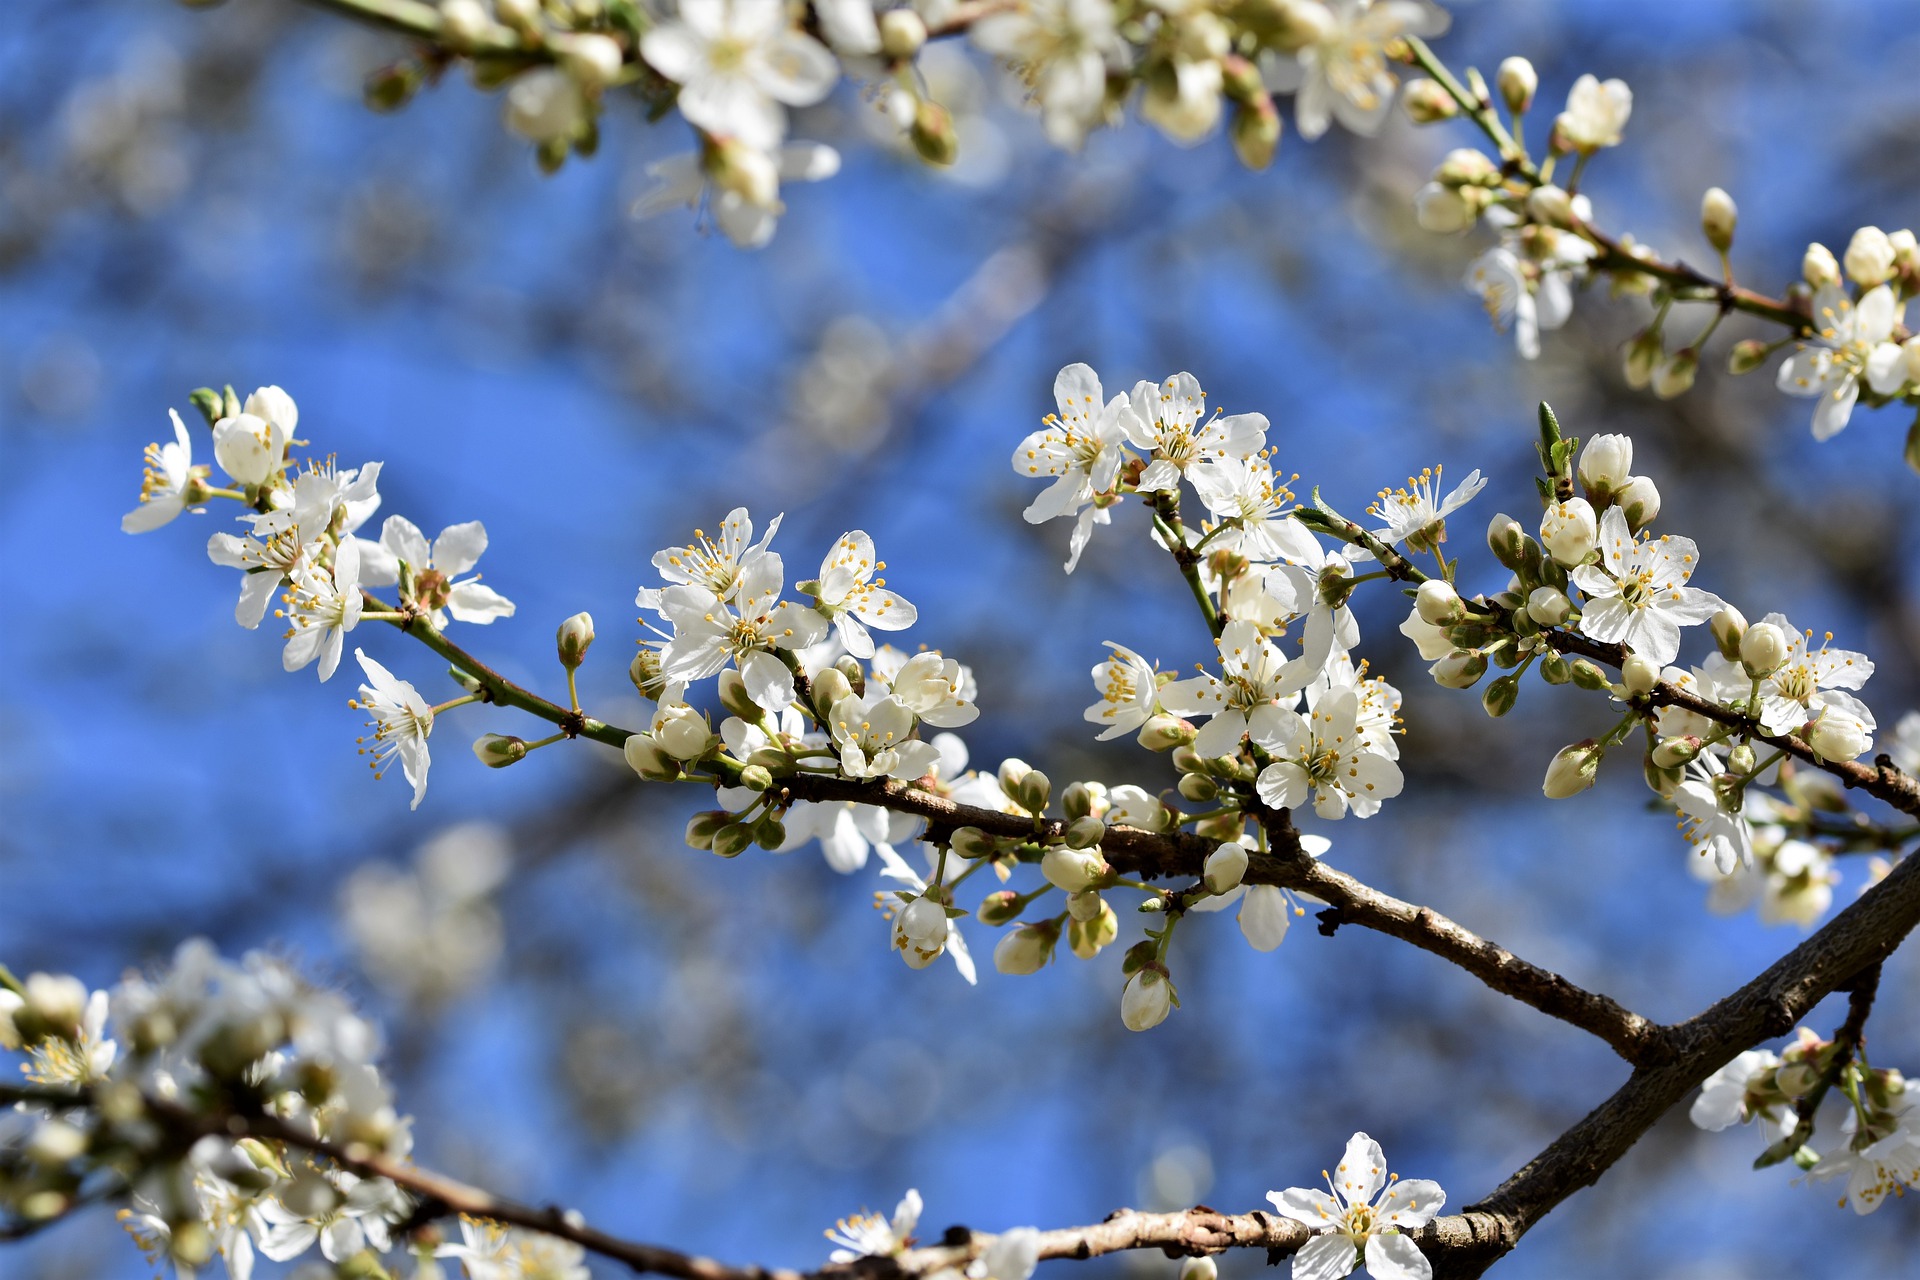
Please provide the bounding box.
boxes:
[1497,56,1537,113]
[472,734,527,768]
[1401,78,1458,124]
[711,822,754,859]
[1710,606,1747,661]
[1064,816,1107,849]
[1700,187,1737,253]
[556,612,595,668]
[1543,740,1603,798]
[1621,654,1659,697]
[1740,621,1790,677]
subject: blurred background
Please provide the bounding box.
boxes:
[3,0,1918,1276]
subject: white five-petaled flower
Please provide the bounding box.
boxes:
[1809,1094,1920,1215]
[1365,466,1486,553]
[255,1169,401,1264]
[211,413,286,494]
[122,409,205,533]
[828,690,942,780]
[1189,453,1324,565]
[1673,752,1753,875]
[208,526,324,629]
[811,530,917,657]
[1776,284,1907,440]
[1123,371,1268,492]
[1160,619,1317,758]
[1012,362,1140,571]
[281,538,364,682]
[641,506,783,612]
[350,648,434,810]
[258,459,384,547]
[658,549,827,704]
[1267,1132,1445,1280]
[1570,507,1725,667]
[438,1217,592,1280]
[1252,688,1404,820]
[873,646,981,727]
[631,141,840,249]
[1554,74,1631,152]
[1085,641,1159,740]
[356,516,515,629]
[639,0,839,150]
[1259,1,1451,141]
[971,0,1125,148]
[826,1188,922,1261]
[1689,1049,1785,1132]
[1746,611,1874,736]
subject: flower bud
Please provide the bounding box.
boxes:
[1709,606,1747,661]
[1181,1258,1220,1280]
[1040,845,1107,893]
[993,922,1058,975]
[1740,621,1790,677]
[1543,740,1603,798]
[1891,228,1919,272]
[998,757,1033,794]
[553,33,624,92]
[976,889,1023,925]
[1727,338,1770,375]
[472,734,527,768]
[1414,182,1475,234]
[1802,241,1840,288]
[21,975,87,1040]
[1064,816,1107,849]
[1204,841,1248,895]
[1700,187,1737,253]
[1615,474,1661,532]
[1652,349,1698,399]
[832,655,866,698]
[1539,497,1597,565]
[1540,652,1572,684]
[879,8,927,58]
[495,0,541,31]
[1651,736,1702,768]
[1062,781,1105,821]
[1231,96,1283,172]
[556,612,595,668]
[1570,659,1610,691]
[1727,743,1758,777]
[953,826,1000,859]
[1482,672,1521,717]
[653,704,712,761]
[1526,586,1571,626]
[684,810,729,851]
[1526,184,1575,228]
[716,669,762,721]
[1137,713,1194,751]
[1621,654,1659,696]
[1436,147,1498,186]
[1497,56,1537,113]
[1487,512,1528,570]
[1431,649,1488,689]
[1843,226,1895,287]
[439,0,493,48]
[810,666,853,718]
[1810,711,1871,763]
[629,649,665,698]
[1401,78,1458,124]
[1120,967,1174,1032]
[1068,899,1120,958]
[1577,433,1633,497]
[1013,769,1052,814]
[911,99,960,167]
[1177,771,1218,803]
[1623,327,1662,390]
[712,821,755,859]
[1066,888,1104,923]
[1415,578,1466,626]
[737,764,774,792]
[623,733,679,781]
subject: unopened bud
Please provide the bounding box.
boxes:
[1527,184,1574,228]
[953,826,999,859]
[1177,771,1218,803]
[1740,621,1790,677]
[1652,736,1702,768]
[1487,512,1528,569]
[472,734,527,768]
[1802,242,1840,289]
[1497,56,1537,113]
[1431,649,1488,689]
[1623,327,1663,390]
[1064,815,1107,848]
[1066,888,1104,923]
[1231,96,1282,171]
[1013,769,1051,814]
[1526,586,1571,627]
[998,757,1032,794]
[1482,672,1521,717]
[1577,432,1634,497]
[1401,78,1458,124]
[1062,781,1103,821]
[1414,181,1475,234]
[1570,659,1610,691]
[364,60,425,113]
[556,612,594,668]
[1180,1257,1219,1280]
[716,669,761,721]
[439,0,493,48]
[1727,338,1770,375]
[1416,578,1466,626]
[711,822,754,859]
[623,733,679,781]
[1709,606,1747,660]
[1844,226,1895,287]
[1204,841,1248,895]
[495,0,541,31]
[1621,654,1659,696]
[1069,899,1120,959]
[1616,474,1661,532]
[1120,966,1174,1032]
[1540,497,1598,566]
[1700,187,1737,253]
[1136,713,1194,751]
[1041,844,1107,893]
[683,810,729,851]
[911,99,960,166]
[1652,349,1698,399]
[1435,147,1497,188]
[993,922,1058,975]
[738,764,774,792]
[554,33,624,91]
[1727,742,1758,776]
[1810,712,1871,763]
[810,667,853,718]
[976,890,1023,925]
[1543,740,1603,798]
[1540,652,1572,684]
[878,7,927,58]
[21,975,87,1040]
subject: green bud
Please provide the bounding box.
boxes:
[684,810,729,851]
[810,666,853,718]
[556,612,595,668]
[1570,659,1610,691]
[1119,938,1159,977]
[1651,736,1702,768]
[1401,77,1458,124]
[1231,95,1282,171]
[717,669,761,721]
[711,822,754,859]
[188,387,223,428]
[472,734,527,768]
[1013,769,1052,815]
[364,59,423,112]
[1177,772,1218,803]
[1623,327,1663,391]
[1482,673,1521,717]
[1068,900,1119,959]
[1062,781,1101,821]
[910,99,960,166]
[1728,743,1757,775]
[738,764,774,792]
[754,814,786,849]
[1728,338,1770,375]
[1064,815,1106,848]
[1540,652,1572,684]
[952,826,999,859]
[1170,746,1204,774]
[834,655,866,697]
[976,890,1023,925]
[1136,714,1194,751]
[1446,623,1491,649]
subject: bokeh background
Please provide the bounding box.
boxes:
[4,0,1919,1276]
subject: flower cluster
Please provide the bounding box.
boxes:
[1691,1029,1918,1215]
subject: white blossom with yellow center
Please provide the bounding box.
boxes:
[1776,284,1907,440]
[1570,506,1724,666]
[1267,1132,1446,1280]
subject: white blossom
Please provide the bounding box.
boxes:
[1689,1049,1784,1132]
[632,141,840,248]
[123,409,204,533]
[639,0,839,150]
[1123,371,1268,492]
[281,538,365,682]
[828,690,942,780]
[1189,454,1325,565]
[972,0,1126,148]
[826,1188,922,1261]
[349,649,435,810]
[1555,74,1631,151]
[1672,752,1752,875]
[1012,363,1140,570]
[1366,466,1486,551]
[1570,507,1724,666]
[356,516,515,628]
[1776,284,1906,440]
[1261,1,1451,141]
[1267,1132,1445,1280]
[1160,619,1317,758]
[1251,688,1404,820]
[1085,641,1159,740]
[811,530,917,658]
